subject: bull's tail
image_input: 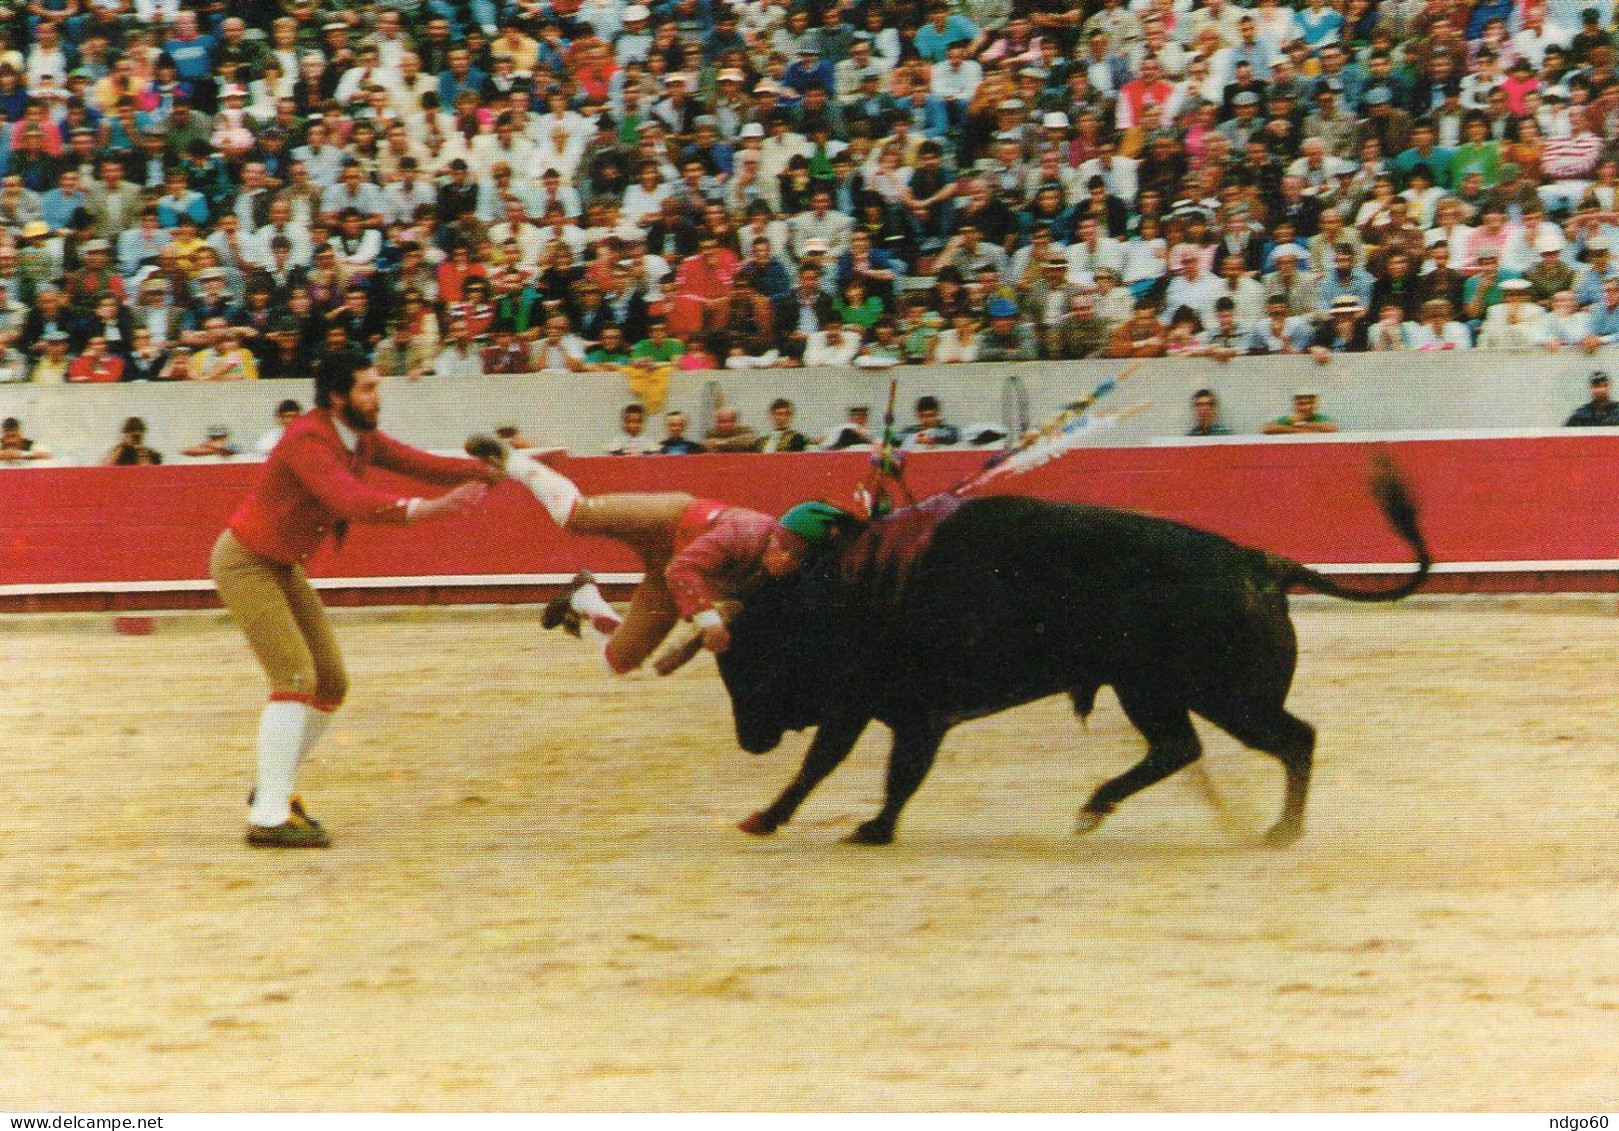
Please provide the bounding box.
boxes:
[1274,452,1432,603]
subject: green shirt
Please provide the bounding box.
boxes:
[630,338,685,363]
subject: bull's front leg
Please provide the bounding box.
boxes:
[846,719,948,846]
[738,712,869,837]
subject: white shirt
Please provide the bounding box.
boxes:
[1407,321,1472,350]
[803,327,863,367]
[930,58,983,100]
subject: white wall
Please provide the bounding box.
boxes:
[0,350,1610,464]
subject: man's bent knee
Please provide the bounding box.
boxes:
[313,671,349,710]
[604,640,643,675]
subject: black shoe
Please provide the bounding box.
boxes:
[542,571,594,637]
[246,791,326,831]
[246,812,332,849]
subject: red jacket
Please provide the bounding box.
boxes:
[665,499,779,619]
[228,410,494,565]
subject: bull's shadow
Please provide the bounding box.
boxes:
[714,468,1428,849]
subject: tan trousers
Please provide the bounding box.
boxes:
[567,492,693,674]
[211,530,349,708]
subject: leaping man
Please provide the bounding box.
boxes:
[470,440,848,673]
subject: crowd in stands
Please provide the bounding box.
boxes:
[9,0,1619,398]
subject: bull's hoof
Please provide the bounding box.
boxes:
[1263,820,1304,848]
[842,821,894,846]
[1073,808,1108,836]
[737,811,779,837]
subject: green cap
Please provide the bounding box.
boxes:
[778,501,849,545]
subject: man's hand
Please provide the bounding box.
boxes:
[415,481,488,521]
[701,623,732,654]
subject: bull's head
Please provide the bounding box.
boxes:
[715,562,844,754]
[715,584,794,754]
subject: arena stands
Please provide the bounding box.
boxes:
[1,0,1618,453]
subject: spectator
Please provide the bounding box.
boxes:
[630,318,685,365]
[1262,390,1341,435]
[701,405,760,453]
[1409,300,1474,351]
[0,416,51,462]
[182,424,242,460]
[1539,290,1602,354]
[607,403,655,456]
[756,398,809,452]
[819,405,875,450]
[256,400,303,455]
[434,319,487,379]
[0,338,28,383]
[658,410,703,455]
[1198,298,1248,361]
[193,325,259,381]
[803,315,863,368]
[857,318,906,367]
[1565,371,1619,426]
[978,297,1039,361]
[482,325,533,374]
[1477,279,1547,349]
[1105,296,1168,358]
[1187,390,1232,437]
[934,312,984,364]
[1310,295,1371,362]
[103,416,163,466]
[31,328,71,382]
[67,335,125,382]
[1050,295,1112,360]
[900,395,961,448]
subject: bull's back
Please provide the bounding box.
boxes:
[878,496,1293,717]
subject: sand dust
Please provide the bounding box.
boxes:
[1,601,1616,1111]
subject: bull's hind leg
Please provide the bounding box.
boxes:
[738,713,869,837]
[1205,706,1316,847]
[1075,687,1201,835]
[846,719,948,846]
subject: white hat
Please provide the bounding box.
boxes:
[623,4,650,19]
[1536,233,1566,254]
[718,67,746,82]
[1501,278,1533,291]
[803,237,830,253]
[1041,111,1069,129]
[1589,236,1611,252]
[1271,243,1306,261]
[739,121,765,138]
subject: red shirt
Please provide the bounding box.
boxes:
[665,499,780,619]
[227,409,494,565]
[67,355,124,383]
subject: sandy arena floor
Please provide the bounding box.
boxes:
[1,600,1616,1111]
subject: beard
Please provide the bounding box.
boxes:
[339,401,379,432]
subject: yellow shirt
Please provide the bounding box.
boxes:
[193,346,259,381]
[30,356,68,384]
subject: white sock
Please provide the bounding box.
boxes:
[570,583,623,632]
[513,456,581,526]
[249,701,310,827]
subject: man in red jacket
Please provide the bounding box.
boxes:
[211,358,500,848]
[494,447,848,674]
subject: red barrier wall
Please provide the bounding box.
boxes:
[1,434,1614,611]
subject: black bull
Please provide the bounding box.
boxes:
[716,460,1431,846]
